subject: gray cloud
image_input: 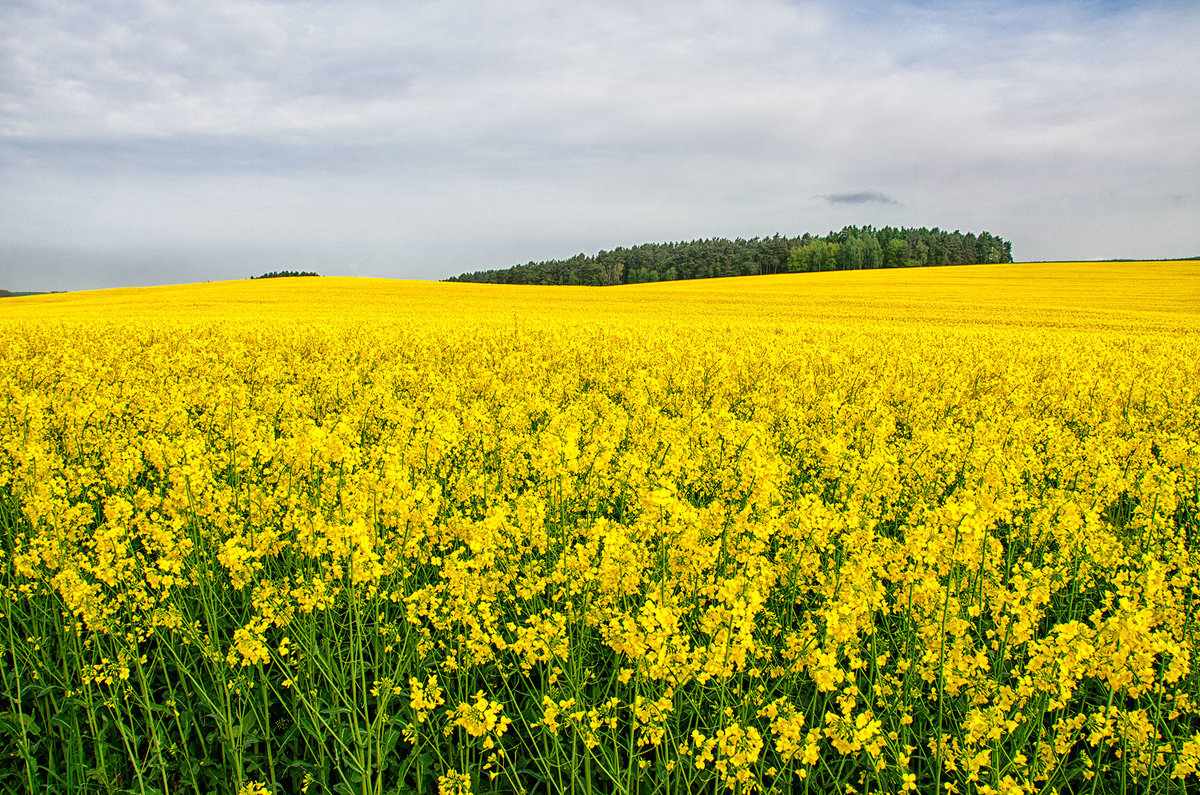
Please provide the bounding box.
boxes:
[2,0,1199,290]
[821,192,899,205]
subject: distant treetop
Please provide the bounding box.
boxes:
[251,271,320,280]
[445,226,1013,286]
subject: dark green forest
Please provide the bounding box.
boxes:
[250,270,320,280]
[446,226,1012,286]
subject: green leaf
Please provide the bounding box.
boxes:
[0,710,39,738]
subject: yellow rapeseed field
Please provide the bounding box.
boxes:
[1,261,1198,795]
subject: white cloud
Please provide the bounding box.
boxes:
[2,0,1198,289]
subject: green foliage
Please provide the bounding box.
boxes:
[251,271,321,280]
[446,227,1013,286]
[786,239,840,272]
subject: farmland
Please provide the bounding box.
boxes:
[1,261,1199,794]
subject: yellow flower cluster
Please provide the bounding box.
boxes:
[409,674,446,724]
[437,768,472,795]
[2,260,1198,793]
[448,691,511,748]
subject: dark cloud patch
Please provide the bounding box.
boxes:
[821,191,899,205]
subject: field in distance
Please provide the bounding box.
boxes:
[3,259,1198,331]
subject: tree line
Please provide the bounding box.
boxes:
[446,227,1012,286]
[250,270,320,280]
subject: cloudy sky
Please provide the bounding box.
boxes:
[2,0,1198,290]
